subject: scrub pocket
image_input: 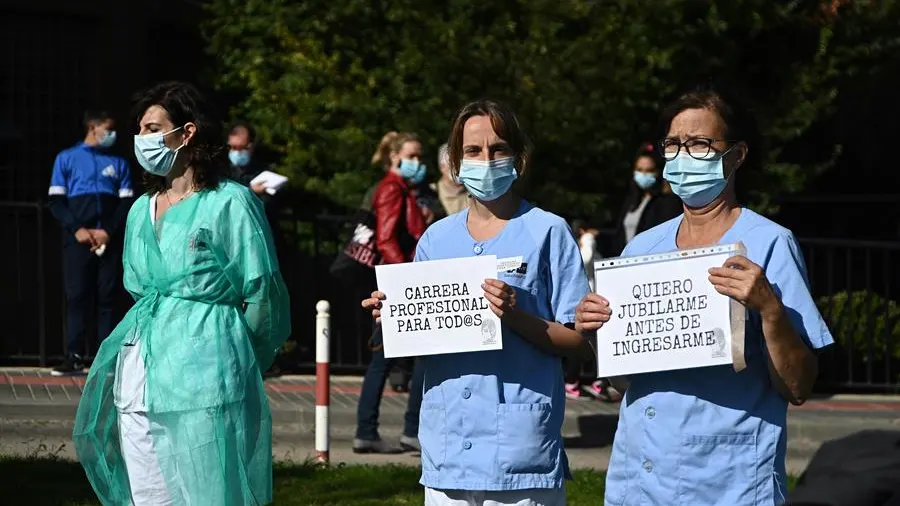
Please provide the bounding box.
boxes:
[676,433,757,506]
[419,404,447,471]
[496,402,558,475]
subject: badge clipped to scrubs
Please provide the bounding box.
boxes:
[591,242,747,378]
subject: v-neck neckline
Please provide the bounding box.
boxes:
[670,207,746,250]
[461,199,527,246]
[148,190,201,243]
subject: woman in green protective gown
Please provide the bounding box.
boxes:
[73,81,291,506]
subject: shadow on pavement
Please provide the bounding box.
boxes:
[564,414,619,449]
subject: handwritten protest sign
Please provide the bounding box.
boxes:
[593,243,746,377]
[376,256,502,358]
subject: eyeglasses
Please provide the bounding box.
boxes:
[658,137,737,161]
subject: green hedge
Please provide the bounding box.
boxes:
[816,291,900,362]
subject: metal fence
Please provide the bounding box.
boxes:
[4,203,899,391]
[799,239,900,392]
[1,202,53,365]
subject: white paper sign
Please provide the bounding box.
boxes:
[376,255,502,358]
[249,170,289,195]
[593,243,746,378]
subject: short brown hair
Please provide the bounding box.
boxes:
[447,100,532,177]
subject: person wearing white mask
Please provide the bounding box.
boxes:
[576,84,832,505]
[72,81,290,506]
[610,142,682,256]
[48,109,134,376]
[363,99,592,505]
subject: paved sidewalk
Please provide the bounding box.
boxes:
[3,368,899,417]
[2,368,899,473]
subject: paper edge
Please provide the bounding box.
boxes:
[730,241,748,372]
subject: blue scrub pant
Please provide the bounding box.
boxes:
[62,240,118,357]
[356,326,424,441]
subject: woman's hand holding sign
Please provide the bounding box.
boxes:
[482,279,517,319]
[575,294,613,334]
[708,255,779,316]
[362,291,387,323]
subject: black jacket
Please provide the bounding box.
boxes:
[611,191,682,256]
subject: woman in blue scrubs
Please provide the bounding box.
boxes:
[575,85,833,506]
[363,99,592,506]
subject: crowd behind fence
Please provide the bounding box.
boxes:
[2,200,898,392]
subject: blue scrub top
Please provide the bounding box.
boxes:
[413,199,591,491]
[604,208,833,506]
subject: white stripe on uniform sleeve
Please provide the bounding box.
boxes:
[119,188,135,198]
[48,186,66,196]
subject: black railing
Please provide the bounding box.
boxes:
[4,203,899,391]
[799,239,900,392]
[1,201,53,365]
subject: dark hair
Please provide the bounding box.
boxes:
[83,109,111,131]
[447,99,532,177]
[624,141,664,211]
[634,141,659,166]
[228,120,257,144]
[131,81,230,195]
[656,82,761,173]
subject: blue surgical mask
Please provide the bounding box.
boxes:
[97,130,117,148]
[133,127,184,177]
[398,158,427,185]
[458,157,518,202]
[663,153,728,208]
[633,171,657,190]
[229,149,251,168]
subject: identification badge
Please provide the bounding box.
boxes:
[496,256,524,272]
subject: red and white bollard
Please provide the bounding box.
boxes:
[315,300,331,465]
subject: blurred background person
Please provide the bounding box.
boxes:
[563,218,611,401]
[432,142,469,215]
[48,109,133,376]
[354,132,427,454]
[228,120,289,377]
[571,218,600,291]
[571,141,681,400]
[610,141,682,256]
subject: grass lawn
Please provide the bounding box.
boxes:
[1,457,796,505]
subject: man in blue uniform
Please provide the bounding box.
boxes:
[48,110,133,376]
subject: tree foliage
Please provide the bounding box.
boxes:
[204,0,900,222]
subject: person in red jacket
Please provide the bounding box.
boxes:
[354,132,429,454]
[372,132,427,263]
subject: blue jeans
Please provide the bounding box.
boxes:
[355,326,424,441]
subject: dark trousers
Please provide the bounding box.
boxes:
[356,326,424,441]
[62,241,119,357]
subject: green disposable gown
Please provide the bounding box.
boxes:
[73,180,291,505]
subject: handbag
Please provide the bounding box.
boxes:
[329,182,409,284]
[329,207,381,283]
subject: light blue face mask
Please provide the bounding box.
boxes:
[633,171,657,190]
[663,152,730,208]
[457,157,518,202]
[398,158,427,185]
[97,130,117,148]
[133,127,184,177]
[229,149,251,168]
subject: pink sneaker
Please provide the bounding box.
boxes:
[565,382,588,401]
[587,379,622,402]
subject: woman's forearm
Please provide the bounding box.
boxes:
[761,301,818,405]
